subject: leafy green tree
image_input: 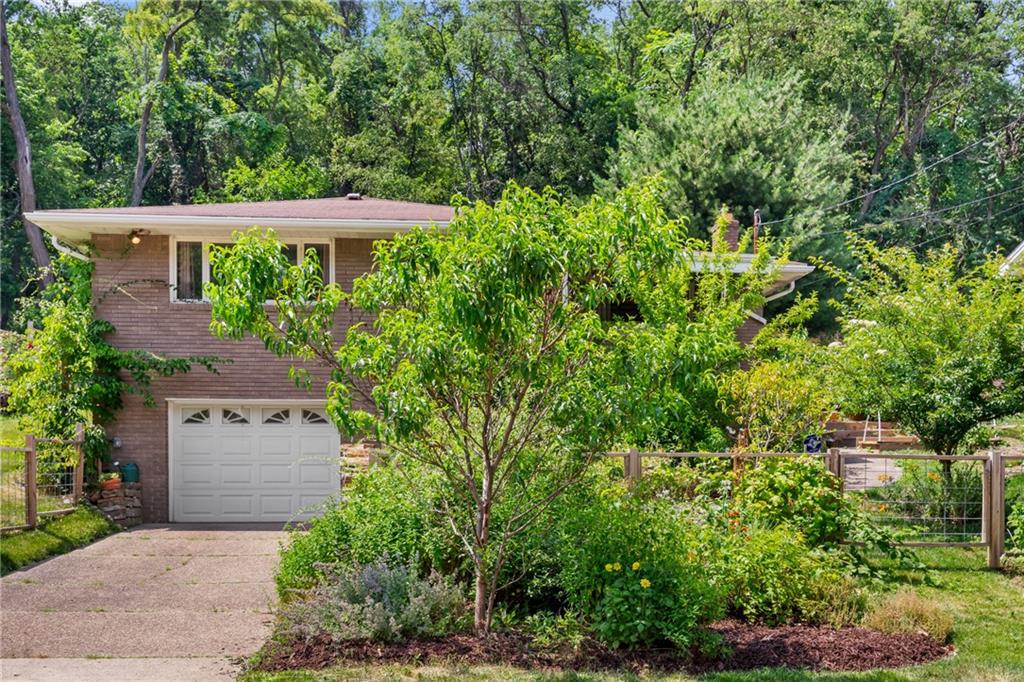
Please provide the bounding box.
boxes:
[4,257,221,476]
[207,182,772,634]
[829,239,1024,469]
[726,295,838,452]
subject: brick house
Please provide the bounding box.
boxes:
[26,196,811,523]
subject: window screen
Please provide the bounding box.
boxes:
[175,241,203,300]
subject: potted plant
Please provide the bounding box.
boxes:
[100,471,121,491]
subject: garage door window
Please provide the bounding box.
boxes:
[221,408,250,424]
[182,408,210,425]
[301,409,329,424]
[262,408,291,424]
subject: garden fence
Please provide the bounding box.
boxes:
[608,448,1017,569]
[0,424,85,532]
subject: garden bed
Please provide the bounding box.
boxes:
[253,619,952,675]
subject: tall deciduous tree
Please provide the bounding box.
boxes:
[0,0,51,278]
[207,182,772,634]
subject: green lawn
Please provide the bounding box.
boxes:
[0,506,119,574]
[238,548,1023,682]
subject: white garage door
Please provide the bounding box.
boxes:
[170,403,341,522]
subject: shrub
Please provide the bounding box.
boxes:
[522,611,586,652]
[734,457,847,546]
[862,590,953,642]
[555,474,725,650]
[721,525,865,626]
[281,558,466,643]
[275,462,458,596]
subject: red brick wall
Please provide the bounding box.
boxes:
[92,234,375,521]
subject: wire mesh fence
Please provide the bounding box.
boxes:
[844,454,988,545]
[0,445,32,530]
[605,448,1014,565]
[0,426,85,532]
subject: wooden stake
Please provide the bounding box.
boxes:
[25,434,37,529]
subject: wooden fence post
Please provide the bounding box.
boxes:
[25,434,38,529]
[982,454,991,543]
[73,423,85,501]
[988,451,1005,570]
[625,448,642,483]
[827,448,845,493]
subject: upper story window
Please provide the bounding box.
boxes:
[171,238,333,302]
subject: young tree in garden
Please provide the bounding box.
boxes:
[207,183,773,634]
[828,238,1024,472]
[726,295,839,453]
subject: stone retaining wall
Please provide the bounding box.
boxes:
[91,482,143,527]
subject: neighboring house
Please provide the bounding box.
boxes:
[26,197,811,523]
[1001,238,1024,276]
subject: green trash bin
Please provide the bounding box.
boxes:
[120,461,140,484]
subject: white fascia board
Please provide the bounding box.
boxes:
[23,211,449,244]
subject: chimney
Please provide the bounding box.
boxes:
[714,212,741,250]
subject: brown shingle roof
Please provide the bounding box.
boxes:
[46,196,454,222]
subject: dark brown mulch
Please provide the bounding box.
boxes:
[255,621,953,674]
[704,619,952,672]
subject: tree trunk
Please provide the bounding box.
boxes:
[473,559,489,635]
[1,0,51,281]
[129,9,199,206]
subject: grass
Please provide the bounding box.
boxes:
[0,506,118,574]
[237,548,1024,682]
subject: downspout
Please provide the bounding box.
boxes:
[50,234,89,262]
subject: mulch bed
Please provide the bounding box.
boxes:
[255,620,953,674]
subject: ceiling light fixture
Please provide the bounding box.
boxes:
[129,229,145,245]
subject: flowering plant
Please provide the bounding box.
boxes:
[591,559,707,649]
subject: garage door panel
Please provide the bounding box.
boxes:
[299,461,332,484]
[258,464,293,484]
[176,494,217,518]
[220,495,255,516]
[220,463,254,484]
[221,436,254,456]
[180,463,214,485]
[180,436,213,457]
[172,404,341,522]
[259,496,293,515]
[299,435,333,456]
[259,436,293,457]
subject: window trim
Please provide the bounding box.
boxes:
[169,236,334,303]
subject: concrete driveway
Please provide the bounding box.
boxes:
[1,524,285,681]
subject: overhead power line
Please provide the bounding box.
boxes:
[760,115,1024,228]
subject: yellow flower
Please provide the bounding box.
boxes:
[878,504,888,512]
[928,472,941,482]
[640,578,652,589]
[613,562,622,571]
[878,473,892,482]
[604,563,613,572]
[632,562,641,571]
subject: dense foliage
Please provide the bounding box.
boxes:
[209,182,771,633]
[828,240,1024,461]
[3,0,1023,328]
[0,256,220,473]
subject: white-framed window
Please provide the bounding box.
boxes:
[170,238,334,302]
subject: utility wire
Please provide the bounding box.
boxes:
[813,184,1024,238]
[790,201,1024,292]
[759,115,1024,228]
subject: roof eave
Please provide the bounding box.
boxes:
[24,211,450,245]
